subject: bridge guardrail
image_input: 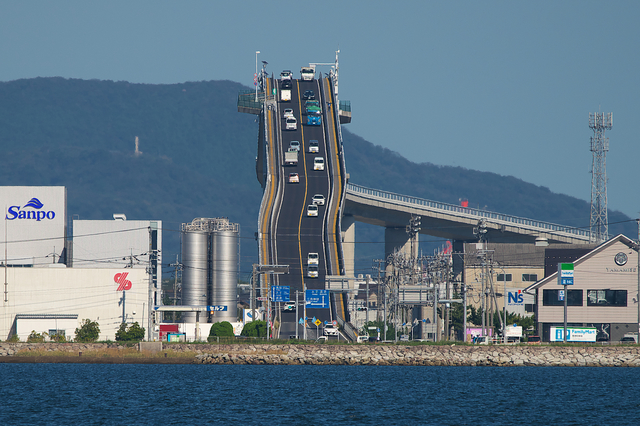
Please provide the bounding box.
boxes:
[346,183,591,239]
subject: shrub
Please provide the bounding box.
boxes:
[208,321,234,341]
[75,319,100,342]
[27,330,46,343]
[6,334,20,343]
[241,320,266,338]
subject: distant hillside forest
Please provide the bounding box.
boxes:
[0,77,634,277]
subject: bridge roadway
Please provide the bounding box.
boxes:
[261,75,346,338]
[344,183,591,244]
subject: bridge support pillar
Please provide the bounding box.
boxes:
[384,226,417,260]
[341,215,356,279]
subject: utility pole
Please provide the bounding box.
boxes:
[169,255,182,322]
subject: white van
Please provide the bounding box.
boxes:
[307,252,319,265]
[286,117,297,130]
[313,157,324,171]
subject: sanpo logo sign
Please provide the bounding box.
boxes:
[5,197,56,221]
[114,272,132,291]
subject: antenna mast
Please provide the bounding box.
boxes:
[589,112,612,244]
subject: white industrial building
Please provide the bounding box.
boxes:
[0,186,161,341]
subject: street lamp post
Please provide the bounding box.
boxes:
[255,51,260,102]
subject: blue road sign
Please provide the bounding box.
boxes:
[299,318,304,325]
[208,305,227,312]
[271,286,290,302]
[306,289,330,309]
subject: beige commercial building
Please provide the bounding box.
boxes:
[525,234,639,342]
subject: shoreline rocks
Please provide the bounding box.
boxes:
[2,342,640,367]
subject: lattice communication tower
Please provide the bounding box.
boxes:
[589,112,612,243]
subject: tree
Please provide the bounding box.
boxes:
[209,321,234,341]
[127,322,146,341]
[115,322,145,342]
[241,320,266,338]
[75,319,100,342]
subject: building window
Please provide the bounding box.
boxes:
[496,274,512,282]
[586,290,627,307]
[522,274,538,282]
[543,289,583,306]
[525,304,534,313]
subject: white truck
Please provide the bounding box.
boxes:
[280,88,291,102]
[300,65,315,81]
[284,148,298,166]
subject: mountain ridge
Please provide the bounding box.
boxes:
[0,77,633,276]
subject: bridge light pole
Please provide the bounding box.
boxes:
[255,51,260,102]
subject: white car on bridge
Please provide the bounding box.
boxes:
[307,264,318,278]
[307,252,319,265]
[286,117,297,130]
[313,157,324,170]
[312,194,325,205]
[307,204,318,217]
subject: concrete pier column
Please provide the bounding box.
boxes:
[384,226,417,260]
[341,215,356,279]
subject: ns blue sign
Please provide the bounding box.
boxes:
[6,198,56,221]
[508,290,524,305]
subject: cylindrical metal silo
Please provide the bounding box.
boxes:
[210,219,239,323]
[181,229,208,323]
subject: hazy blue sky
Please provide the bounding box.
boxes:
[1,1,638,220]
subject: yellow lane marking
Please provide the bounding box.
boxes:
[261,78,275,266]
[327,78,342,276]
[326,78,346,321]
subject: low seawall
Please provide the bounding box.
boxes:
[193,344,640,367]
[2,343,640,366]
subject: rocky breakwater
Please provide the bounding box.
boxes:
[195,344,640,367]
[0,342,123,356]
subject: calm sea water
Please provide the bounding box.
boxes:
[1,363,639,425]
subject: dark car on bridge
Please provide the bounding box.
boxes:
[303,90,315,100]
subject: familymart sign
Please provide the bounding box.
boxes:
[558,263,574,286]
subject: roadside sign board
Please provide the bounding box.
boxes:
[306,289,329,308]
[558,263,574,285]
[271,286,290,302]
[257,297,268,301]
[208,305,227,312]
[332,320,338,327]
[314,319,321,326]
